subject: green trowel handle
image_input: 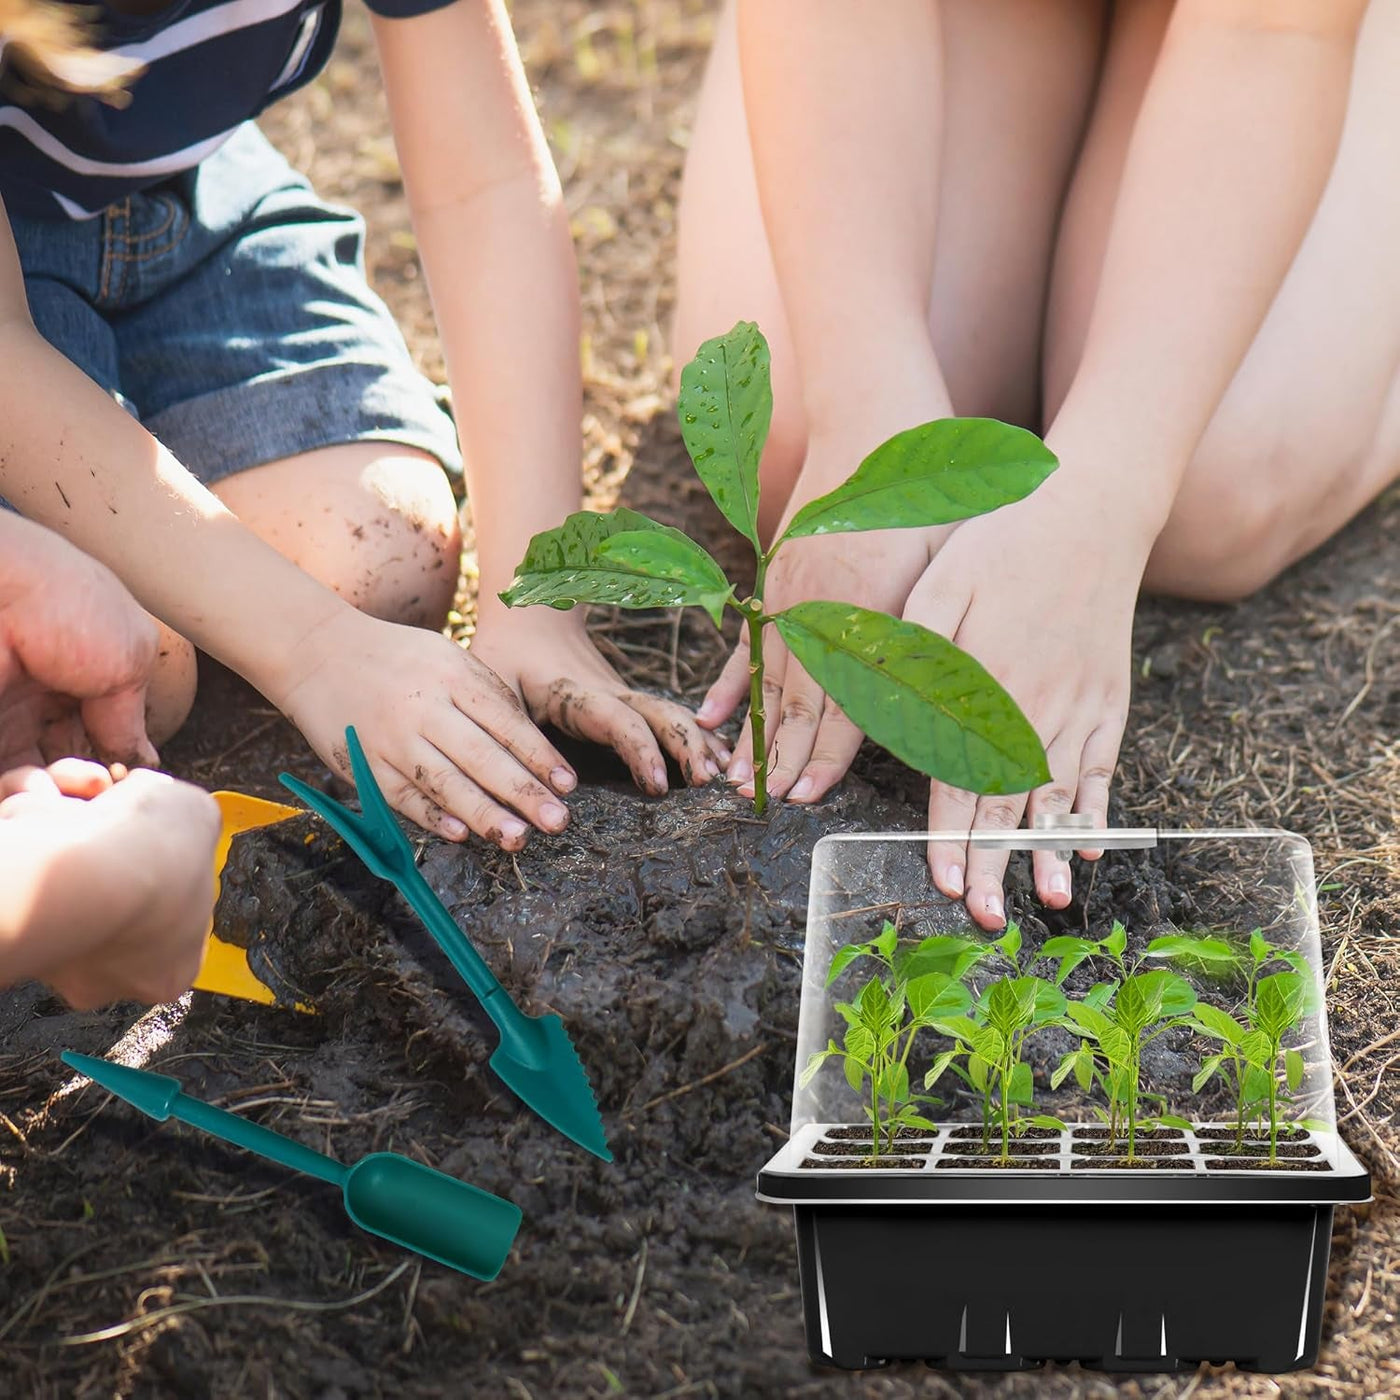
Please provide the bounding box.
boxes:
[393,860,517,1026]
[172,1093,346,1188]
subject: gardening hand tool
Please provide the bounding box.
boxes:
[277,728,612,1163]
[61,1051,521,1280]
[191,791,311,1010]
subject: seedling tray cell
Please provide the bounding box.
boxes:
[760,829,1371,1373]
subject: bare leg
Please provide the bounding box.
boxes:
[673,0,1105,539]
[144,442,461,745]
[1046,0,1400,603]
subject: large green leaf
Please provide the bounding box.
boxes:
[773,601,1050,795]
[1255,972,1308,1039]
[676,321,770,551]
[906,973,971,1023]
[1144,934,1243,973]
[779,417,1057,542]
[500,507,729,618]
[595,530,733,625]
[1191,1003,1245,1046]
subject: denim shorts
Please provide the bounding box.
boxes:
[7,123,462,485]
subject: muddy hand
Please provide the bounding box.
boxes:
[474,604,728,794]
[274,609,578,850]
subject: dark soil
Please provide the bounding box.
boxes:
[1,4,1398,1398]
[1205,1159,1334,1174]
[1071,1141,1191,1157]
[808,1141,927,1158]
[943,1141,1058,1157]
[801,1158,921,1172]
[1070,1159,1195,1171]
[950,1126,1059,1141]
[935,1159,1057,1172]
[1071,1126,1186,1141]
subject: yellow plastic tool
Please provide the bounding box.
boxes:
[191,791,308,1009]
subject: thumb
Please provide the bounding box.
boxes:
[81,684,159,767]
[696,639,753,729]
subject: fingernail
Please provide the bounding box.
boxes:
[651,761,667,790]
[541,802,569,831]
[945,864,964,897]
[551,767,576,793]
[717,745,732,764]
[1048,870,1071,901]
[500,818,527,843]
[986,891,1005,924]
[728,758,752,785]
[790,776,814,802]
[442,816,468,840]
[696,698,718,724]
[703,758,720,780]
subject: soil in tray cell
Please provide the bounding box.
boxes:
[1071,1126,1187,1142]
[1071,1156,1197,1170]
[824,1125,933,1141]
[943,1140,1059,1157]
[949,1125,1059,1141]
[810,1140,929,1157]
[1072,1140,1190,1157]
[1200,1140,1321,1159]
[1194,1126,1309,1143]
[934,1157,1059,1171]
[801,1157,924,1170]
[1205,1158,1333,1173]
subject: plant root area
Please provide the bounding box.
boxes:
[2,4,1400,1397]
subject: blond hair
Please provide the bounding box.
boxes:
[0,0,142,106]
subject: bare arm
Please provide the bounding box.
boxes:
[1047,0,1369,530]
[372,0,582,618]
[736,0,950,445]
[0,207,351,703]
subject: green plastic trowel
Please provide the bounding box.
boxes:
[278,727,611,1163]
[61,1052,521,1280]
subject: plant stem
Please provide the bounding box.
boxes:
[745,555,772,817]
[1269,1048,1279,1164]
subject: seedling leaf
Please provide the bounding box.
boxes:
[676,321,769,551]
[595,530,733,626]
[773,601,1050,794]
[779,417,1056,542]
[1285,1048,1305,1093]
[500,508,717,614]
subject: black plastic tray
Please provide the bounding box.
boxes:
[758,1128,1370,1372]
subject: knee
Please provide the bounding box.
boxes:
[1146,459,1294,605]
[346,453,462,627]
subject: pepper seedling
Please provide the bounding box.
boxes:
[501,321,1056,814]
[800,922,973,1159]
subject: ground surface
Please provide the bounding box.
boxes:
[2,3,1399,1397]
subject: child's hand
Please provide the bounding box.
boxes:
[0,762,221,1008]
[0,516,160,770]
[274,609,579,849]
[905,482,1147,929]
[472,605,729,794]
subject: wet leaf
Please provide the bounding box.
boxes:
[677,321,769,552]
[773,601,1050,795]
[780,417,1056,541]
[500,508,726,615]
[596,530,733,625]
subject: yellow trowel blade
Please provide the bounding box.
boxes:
[191,791,311,1009]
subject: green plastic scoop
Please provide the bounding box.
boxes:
[61,1051,521,1280]
[278,728,611,1163]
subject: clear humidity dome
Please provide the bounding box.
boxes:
[774,826,1358,1177]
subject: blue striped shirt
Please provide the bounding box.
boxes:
[0,0,452,219]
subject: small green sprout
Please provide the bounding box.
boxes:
[925,924,1067,1160]
[502,321,1057,814]
[801,922,973,1159]
[1056,969,1198,1160]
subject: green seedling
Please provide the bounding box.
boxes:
[800,922,973,1159]
[925,924,1067,1160]
[1056,970,1198,1159]
[1150,928,1320,1156]
[501,321,1057,814]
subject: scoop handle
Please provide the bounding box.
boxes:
[171,1093,346,1188]
[393,861,513,1018]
